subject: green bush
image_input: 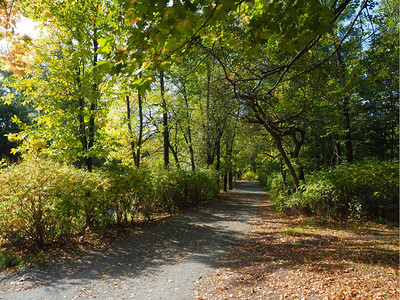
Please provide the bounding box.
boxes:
[0,159,221,247]
[152,168,219,213]
[326,160,399,221]
[103,164,153,223]
[0,252,19,269]
[241,170,258,181]
[269,160,399,222]
[0,159,108,246]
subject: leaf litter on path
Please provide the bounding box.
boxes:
[195,193,399,299]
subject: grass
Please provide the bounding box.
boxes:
[0,251,19,269]
[283,227,310,236]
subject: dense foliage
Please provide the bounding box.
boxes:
[0,158,219,247]
[269,160,399,222]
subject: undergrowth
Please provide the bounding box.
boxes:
[268,160,399,223]
[0,158,220,251]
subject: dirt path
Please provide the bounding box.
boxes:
[0,181,266,300]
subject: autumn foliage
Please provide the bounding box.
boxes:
[0,158,219,248]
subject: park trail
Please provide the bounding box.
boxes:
[0,181,266,300]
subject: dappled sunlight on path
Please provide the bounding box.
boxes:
[195,191,399,299]
[0,181,266,300]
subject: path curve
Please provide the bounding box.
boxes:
[0,181,266,300]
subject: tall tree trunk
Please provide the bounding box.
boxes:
[87,24,99,172]
[160,70,169,169]
[275,135,300,191]
[337,46,353,164]
[334,139,342,166]
[216,140,220,172]
[127,89,144,168]
[76,65,90,170]
[206,152,214,166]
[227,142,233,190]
[389,91,395,160]
[182,84,195,171]
[169,144,180,168]
[182,124,195,171]
[343,96,353,163]
[223,172,228,191]
[289,129,305,182]
[280,158,289,192]
[126,95,137,165]
[136,89,143,168]
[228,170,233,190]
[205,68,214,167]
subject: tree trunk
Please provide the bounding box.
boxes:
[207,151,214,166]
[127,88,144,168]
[280,159,289,191]
[334,139,342,166]
[136,89,143,167]
[289,129,305,182]
[226,141,234,190]
[76,65,91,171]
[343,96,353,163]
[188,131,195,171]
[205,68,214,167]
[160,70,169,169]
[87,24,99,172]
[182,125,195,171]
[275,136,300,191]
[169,143,180,168]
[216,140,220,172]
[223,172,228,191]
[337,46,353,164]
[126,95,136,163]
[389,91,395,160]
[182,84,195,171]
[228,170,233,190]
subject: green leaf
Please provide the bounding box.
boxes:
[98,36,114,55]
[96,60,114,74]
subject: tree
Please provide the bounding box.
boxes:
[198,0,373,190]
[353,0,399,161]
[0,70,30,161]
[8,0,120,170]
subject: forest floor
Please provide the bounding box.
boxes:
[0,181,398,299]
[196,186,399,299]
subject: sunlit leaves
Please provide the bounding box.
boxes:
[98,36,115,55]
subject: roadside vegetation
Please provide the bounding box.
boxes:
[266,160,399,223]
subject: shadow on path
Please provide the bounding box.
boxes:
[0,181,266,300]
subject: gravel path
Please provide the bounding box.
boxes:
[0,181,266,300]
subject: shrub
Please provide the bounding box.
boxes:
[241,170,258,181]
[0,252,19,269]
[152,168,220,213]
[0,159,107,246]
[0,159,221,248]
[326,160,399,221]
[269,160,399,222]
[103,164,153,223]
